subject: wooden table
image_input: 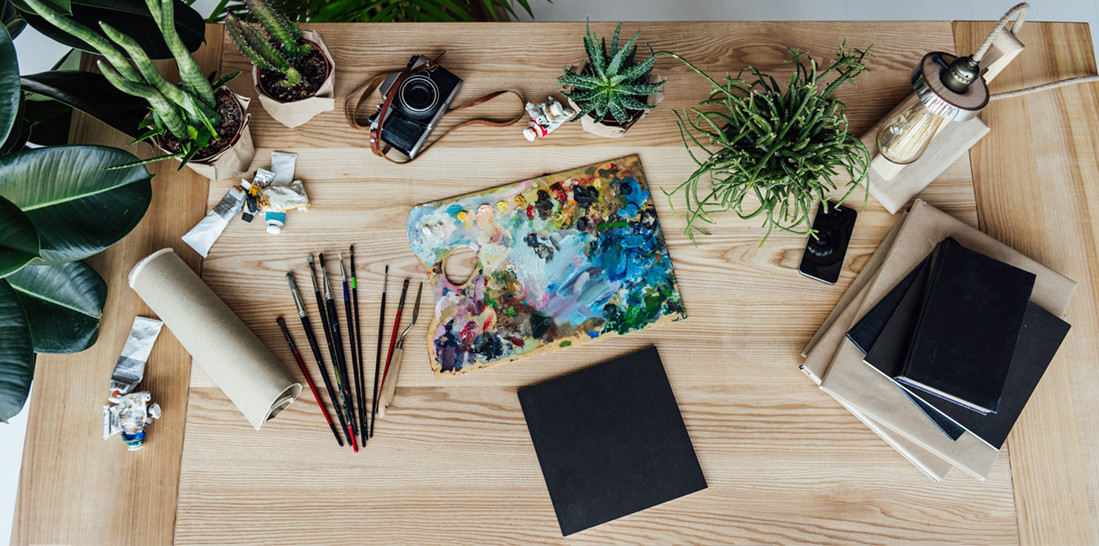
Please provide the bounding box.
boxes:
[13,21,1099,545]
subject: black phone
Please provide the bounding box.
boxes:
[799,201,857,284]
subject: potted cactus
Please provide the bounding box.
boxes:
[226,0,335,128]
[558,21,665,138]
[22,0,254,182]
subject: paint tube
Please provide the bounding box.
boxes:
[261,180,310,213]
[523,97,575,142]
[103,316,164,450]
[270,151,297,184]
[253,167,275,187]
[265,211,286,234]
[182,186,246,258]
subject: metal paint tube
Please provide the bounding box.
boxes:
[182,186,246,257]
[270,151,297,184]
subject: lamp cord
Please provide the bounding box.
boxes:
[972,2,1099,101]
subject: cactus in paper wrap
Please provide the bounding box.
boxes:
[22,0,239,167]
[226,0,311,87]
[557,20,664,124]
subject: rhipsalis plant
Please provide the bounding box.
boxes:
[22,0,240,168]
[558,21,663,124]
[226,0,311,87]
[661,43,873,244]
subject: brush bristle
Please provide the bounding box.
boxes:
[306,254,314,264]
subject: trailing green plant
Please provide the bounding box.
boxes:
[0,24,153,421]
[208,0,545,23]
[226,0,310,87]
[557,20,663,125]
[659,43,872,244]
[23,0,240,168]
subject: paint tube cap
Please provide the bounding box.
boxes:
[523,128,536,142]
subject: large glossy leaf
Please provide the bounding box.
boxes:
[0,279,34,422]
[21,70,147,138]
[2,0,28,39]
[22,94,72,146]
[0,25,19,146]
[15,0,205,59]
[0,194,39,277]
[0,145,152,264]
[0,91,28,155]
[7,260,104,352]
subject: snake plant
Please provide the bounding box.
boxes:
[558,21,663,125]
[226,0,310,87]
[662,43,872,244]
[22,0,240,168]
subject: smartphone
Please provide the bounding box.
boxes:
[799,201,857,284]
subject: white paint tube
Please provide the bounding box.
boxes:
[181,186,246,258]
[270,151,297,184]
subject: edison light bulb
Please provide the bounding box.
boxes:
[875,52,989,166]
[877,100,946,165]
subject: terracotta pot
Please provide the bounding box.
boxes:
[561,60,664,138]
[154,90,254,182]
[253,30,336,129]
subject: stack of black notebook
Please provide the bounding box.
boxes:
[846,237,1072,450]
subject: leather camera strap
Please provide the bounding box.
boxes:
[345,54,524,165]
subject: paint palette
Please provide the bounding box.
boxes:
[406,155,686,376]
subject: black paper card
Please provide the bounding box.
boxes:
[898,238,1036,414]
[517,346,707,536]
[847,254,932,354]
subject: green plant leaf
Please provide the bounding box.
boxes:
[6,260,104,353]
[2,0,28,38]
[0,194,40,277]
[0,278,34,422]
[20,70,148,138]
[0,145,152,264]
[0,90,28,155]
[0,25,19,146]
[22,95,72,146]
[15,0,205,59]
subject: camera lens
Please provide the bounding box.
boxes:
[398,75,439,119]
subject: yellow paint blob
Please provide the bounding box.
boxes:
[456,209,473,227]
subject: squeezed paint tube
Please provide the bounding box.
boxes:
[265,211,286,234]
[261,180,310,213]
[270,151,297,184]
[182,186,246,257]
[253,167,275,187]
[103,316,164,450]
[523,97,575,142]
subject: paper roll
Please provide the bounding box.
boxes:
[129,248,300,430]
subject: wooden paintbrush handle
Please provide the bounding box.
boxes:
[377,345,404,418]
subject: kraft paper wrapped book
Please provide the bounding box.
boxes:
[817,200,1076,479]
[129,248,301,430]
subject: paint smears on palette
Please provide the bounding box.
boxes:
[406,155,686,376]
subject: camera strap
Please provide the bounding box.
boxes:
[345,54,524,164]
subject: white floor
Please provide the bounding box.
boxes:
[4,1,1098,544]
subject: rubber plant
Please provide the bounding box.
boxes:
[23,0,242,169]
[0,24,153,421]
[661,43,873,244]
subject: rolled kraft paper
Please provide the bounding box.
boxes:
[128,248,301,430]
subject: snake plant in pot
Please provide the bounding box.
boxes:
[23,0,254,181]
[662,43,873,244]
[0,24,153,421]
[226,0,335,128]
[558,21,664,138]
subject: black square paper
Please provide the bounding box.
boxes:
[517,346,707,536]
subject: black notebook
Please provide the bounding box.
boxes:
[846,254,932,355]
[517,346,707,536]
[896,238,1035,414]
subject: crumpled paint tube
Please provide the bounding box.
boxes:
[270,151,297,184]
[182,186,246,257]
[103,316,164,450]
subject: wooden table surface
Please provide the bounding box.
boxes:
[13,21,1099,545]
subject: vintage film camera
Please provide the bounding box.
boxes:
[367,55,463,159]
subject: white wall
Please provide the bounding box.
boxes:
[4,1,1097,544]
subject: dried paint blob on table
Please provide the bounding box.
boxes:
[407,155,686,376]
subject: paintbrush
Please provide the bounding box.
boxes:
[370,266,388,438]
[320,252,359,445]
[350,246,366,446]
[378,282,422,418]
[378,279,410,406]
[276,314,343,446]
[309,254,358,452]
[339,252,365,448]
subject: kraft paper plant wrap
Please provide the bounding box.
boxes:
[128,249,300,430]
[253,30,336,129]
[562,61,664,138]
[157,91,255,182]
